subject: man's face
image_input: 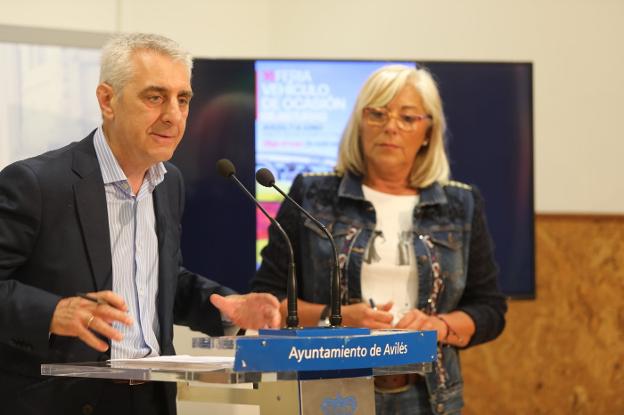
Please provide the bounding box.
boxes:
[98,50,193,172]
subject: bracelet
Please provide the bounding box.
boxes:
[435,315,461,343]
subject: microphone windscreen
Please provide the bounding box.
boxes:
[216,158,236,177]
[255,168,276,187]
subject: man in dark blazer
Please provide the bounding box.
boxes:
[0,33,280,415]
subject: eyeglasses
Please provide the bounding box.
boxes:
[362,107,432,132]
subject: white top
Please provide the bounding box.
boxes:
[360,184,419,325]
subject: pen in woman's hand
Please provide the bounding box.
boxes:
[369,298,377,310]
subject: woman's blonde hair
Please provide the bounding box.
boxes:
[336,64,450,188]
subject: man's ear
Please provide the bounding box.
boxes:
[96,83,115,120]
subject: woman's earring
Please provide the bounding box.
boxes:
[422,140,429,147]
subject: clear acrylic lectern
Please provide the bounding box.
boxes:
[42,328,436,414]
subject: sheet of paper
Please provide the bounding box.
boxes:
[111,355,234,364]
[109,354,234,370]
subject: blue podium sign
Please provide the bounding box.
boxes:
[234,329,436,372]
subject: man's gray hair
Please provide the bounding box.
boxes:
[99,32,193,92]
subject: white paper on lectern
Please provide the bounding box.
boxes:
[109,354,235,370]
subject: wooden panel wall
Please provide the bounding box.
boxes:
[461,215,624,414]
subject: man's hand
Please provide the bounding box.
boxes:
[210,293,281,330]
[49,291,133,352]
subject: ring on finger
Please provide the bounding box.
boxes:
[86,315,95,329]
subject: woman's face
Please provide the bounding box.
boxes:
[360,84,430,180]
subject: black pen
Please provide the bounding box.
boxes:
[369,298,377,310]
[77,292,109,306]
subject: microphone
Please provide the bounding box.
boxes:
[256,168,342,327]
[216,159,299,328]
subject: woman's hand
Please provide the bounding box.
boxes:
[396,309,475,346]
[395,308,448,341]
[341,301,394,329]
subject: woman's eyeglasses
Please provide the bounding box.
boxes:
[363,107,432,132]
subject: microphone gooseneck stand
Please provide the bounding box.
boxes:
[255,168,342,327]
[216,159,299,329]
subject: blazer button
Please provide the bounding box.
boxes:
[82,403,94,415]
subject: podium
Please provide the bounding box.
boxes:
[42,328,436,414]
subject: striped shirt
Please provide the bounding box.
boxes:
[93,126,165,359]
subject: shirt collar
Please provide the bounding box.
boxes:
[337,171,367,201]
[93,126,167,188]
[337,170,447,206]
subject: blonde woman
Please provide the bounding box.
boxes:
[253,65,507,414]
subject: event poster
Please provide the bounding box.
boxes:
[254,60,414,263]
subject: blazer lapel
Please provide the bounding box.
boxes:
[153,180,173,346]
[153,181,169,259]
[72,135,113,291]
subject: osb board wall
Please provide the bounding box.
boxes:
[461,215,624,415]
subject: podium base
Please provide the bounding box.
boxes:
[177,375,375,415]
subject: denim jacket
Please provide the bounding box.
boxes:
[253,171,507,415]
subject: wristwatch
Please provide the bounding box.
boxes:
[318,305,330,327]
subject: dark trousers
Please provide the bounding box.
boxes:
[1,375,174,415]
[94,382,170,415]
